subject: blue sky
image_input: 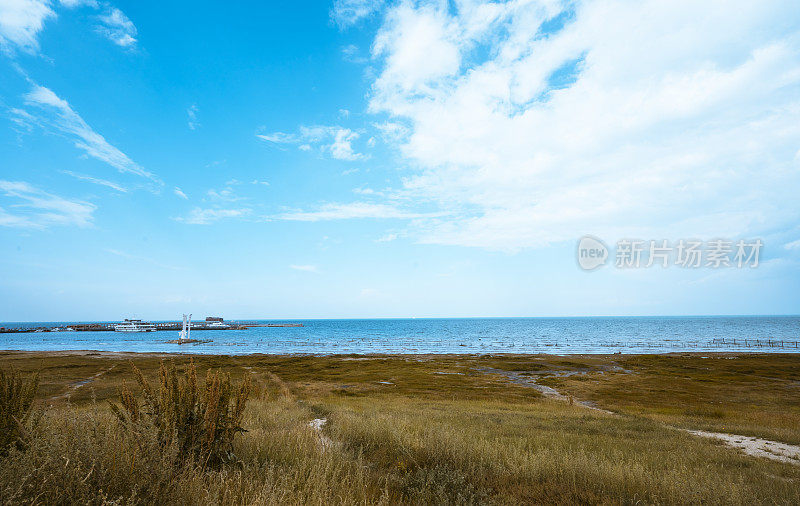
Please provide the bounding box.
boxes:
[1,0,799,321]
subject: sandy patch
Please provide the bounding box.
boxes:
[686,430,800,465]
[308,418,335,449]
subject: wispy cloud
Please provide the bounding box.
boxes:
[105,248,182,270]
[0,0,55,53]
[785,239,800,250]
[205,179,252,202]
[206,187,242,202]
[289,264,318,273]
[62,170,127,192]
[186,104,199,130]
[274,202,440,222]
[341,44,368,63]
[96,6,137,47]
[59,0,98,7]
[0,0,136,54]
[375,232,398,242]
[174,207,250,225]
[331,0,384,28]
[255,132,296,143]
[173,187,188,200]
[257,125,368,161]
[0,180,95,228]
[16,84,159,183]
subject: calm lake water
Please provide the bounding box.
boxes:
[1,317,799,355]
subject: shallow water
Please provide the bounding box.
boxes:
[1,317,798,355]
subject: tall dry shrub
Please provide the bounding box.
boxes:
[0,368,39,455]
[111,360,251,468]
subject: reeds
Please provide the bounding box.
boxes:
[111,360,251,468]
[0,368,39,455]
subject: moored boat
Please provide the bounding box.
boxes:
[114,319,157,332]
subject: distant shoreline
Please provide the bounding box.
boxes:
[3,314,800,323]
[2,349,798,359]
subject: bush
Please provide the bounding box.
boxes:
[0,368,39,455]
[111,360,251,468]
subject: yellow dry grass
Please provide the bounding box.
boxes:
[0,351,798,504]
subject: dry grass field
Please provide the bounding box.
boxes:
[0,351,799,504]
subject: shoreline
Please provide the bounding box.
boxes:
[2,349,799,359]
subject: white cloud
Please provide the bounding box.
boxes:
[62,170,127,192]
[174,207,250,225]
[173,187,188,200]
[274,201,441,221]
[376,232,398,242]
[187,179,267,206]
[361,0,800,250]
[329,128,364,160]
[96,6,136,47]
[59,0,97,8]
[331,0,384,28]
[371,3,461,98]
[289,264,319,273]
[0,0,55,53]
[341,43,367,63]
[0,0,134,53]
[373,121,408,142]
[206,187,242,202]
[18,84,158,182]
[0,180,95,228]
[257,125,368,161]
[205,179,251,202]
[187,104,199,130]
[256,132,297,143]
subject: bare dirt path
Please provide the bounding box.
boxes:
[476,366,614,414]
[686,430,800,465]
[49,365,117,402]
[477,366,800,465]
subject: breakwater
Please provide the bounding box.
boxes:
[0,321,303,333]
